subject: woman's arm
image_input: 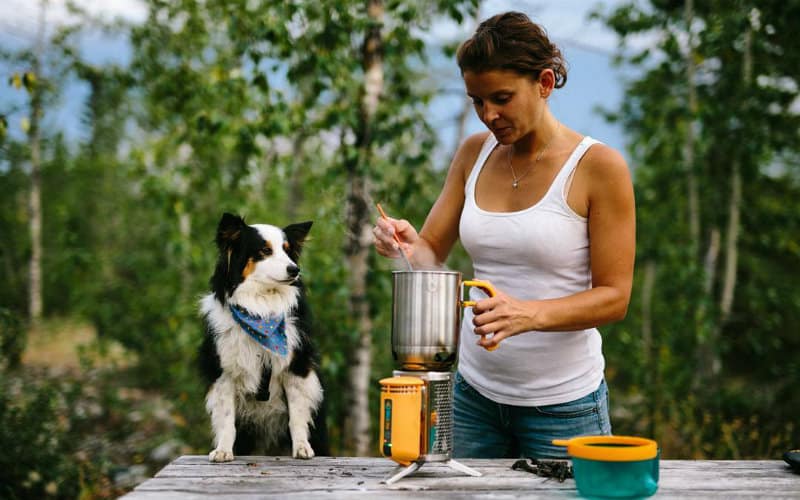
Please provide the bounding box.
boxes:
[373,132,490,268]
[472,143,636,347]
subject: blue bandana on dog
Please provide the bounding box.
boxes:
[229,304,289,356]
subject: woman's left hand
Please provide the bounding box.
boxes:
[471,290,536,348]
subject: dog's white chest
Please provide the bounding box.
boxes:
[216,328,280,391]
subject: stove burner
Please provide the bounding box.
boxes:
[379,370,482,484]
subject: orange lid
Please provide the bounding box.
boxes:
[552,435,658,462]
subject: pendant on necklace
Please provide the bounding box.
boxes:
[512,180,519,189]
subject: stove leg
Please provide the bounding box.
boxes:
[383,462,421,485]
[446,459,482,477]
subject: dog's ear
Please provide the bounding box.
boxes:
[284,221,313,262]
[216,213,246,251]
[212,213,247,304]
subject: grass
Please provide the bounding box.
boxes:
[22,317,135,373]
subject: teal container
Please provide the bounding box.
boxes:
[571,452,659,498]
[553,435,659,499]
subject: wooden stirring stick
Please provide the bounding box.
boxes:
[376,203,414,271]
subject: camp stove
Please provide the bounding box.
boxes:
[377,270,487,484]
[378,370,481,484]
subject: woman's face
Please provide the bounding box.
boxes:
[463,69,547,144]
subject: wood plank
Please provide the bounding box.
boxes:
[121,456,800,500]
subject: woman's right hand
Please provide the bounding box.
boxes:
[373,215,418,259]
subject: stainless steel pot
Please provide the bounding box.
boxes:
[391,270,496,371]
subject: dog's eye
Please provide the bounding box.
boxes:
[260,247,272,257]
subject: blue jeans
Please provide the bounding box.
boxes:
[452,372,612,458]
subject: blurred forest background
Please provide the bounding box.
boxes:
[2,0,799,498]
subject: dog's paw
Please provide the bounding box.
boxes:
[293,441,315,459]
[208,449,234,462]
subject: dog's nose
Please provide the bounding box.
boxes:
[287,265,300,279]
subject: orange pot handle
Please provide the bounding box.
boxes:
[462,279,500,351]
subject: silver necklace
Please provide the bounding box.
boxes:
[507,122,560,189]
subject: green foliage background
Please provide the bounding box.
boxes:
[1,0,799,497]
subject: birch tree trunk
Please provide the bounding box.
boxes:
[685,0,717,388]
[699,13,751,386]
[720,163,741,323]
[719,22,750,324]
[695,227,720,387]
[451,96,472,161]
[28,101,43,323]
[286,133,307,222]
[640,260,658,437]
[703,229,720,295]
[27,0,47,324]
[684,0,700,251]
[449,8,481,161]
[343,0,383,456]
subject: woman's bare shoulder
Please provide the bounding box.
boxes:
[582,142,631,182]
[461,131,493,149]
[450,131,493,178]
[580,142,634,208]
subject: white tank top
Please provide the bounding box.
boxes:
[458,134,605,406]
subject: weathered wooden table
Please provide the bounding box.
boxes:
[122,455,799,499]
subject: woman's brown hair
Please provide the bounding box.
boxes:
[456,11,568,88]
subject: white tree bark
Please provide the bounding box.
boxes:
[640,260,659,436]
[703,228,720,295]
[343,0,383,457]
[27,0,48,324]
[719,22,751,322]
[720,163,741,321]
[449,9,481,162]
[684,0,700,251]
[641,260,655,381]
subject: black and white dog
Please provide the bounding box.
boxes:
[198,213,328,461]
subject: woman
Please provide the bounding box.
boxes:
[373,11,635,458]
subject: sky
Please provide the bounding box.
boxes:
[0,0,639,163]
